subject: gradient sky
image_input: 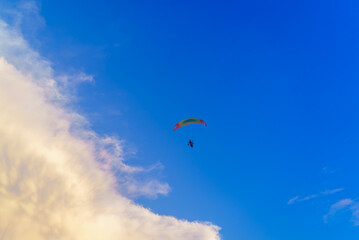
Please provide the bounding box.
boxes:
[2,0,359,239]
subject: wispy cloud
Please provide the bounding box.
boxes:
[288,196,299,205]
[324,199,359,226]
[0,3,220,240]
[288,188,344,205]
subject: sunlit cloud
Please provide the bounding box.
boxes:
[0,4,220,240]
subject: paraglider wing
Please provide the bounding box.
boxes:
[173,118,207,131]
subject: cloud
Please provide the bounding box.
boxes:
[324,199,359,226]
[329,199,354,211]
[289,188,359,227]
[287,196,298,205]
[0,5,220,240]
[321,188,344,195]
[288,188,343,205]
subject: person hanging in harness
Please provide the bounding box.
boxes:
[173,118,207,148]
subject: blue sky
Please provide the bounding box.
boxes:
[2,0,359,239]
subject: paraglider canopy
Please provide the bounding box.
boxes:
[173,118,207,131]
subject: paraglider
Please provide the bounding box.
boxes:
[173,118,207,131]
[173,118,207,148]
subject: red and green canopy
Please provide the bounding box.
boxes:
[173,118,207,131]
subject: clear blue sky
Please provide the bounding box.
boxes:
[10,0,359,239]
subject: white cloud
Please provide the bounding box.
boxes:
[288,188,343,205]
[330,199,354,210]
[287,196,298,205]
[0,6,220,240]
[321,188,344,195]
[323,199,359,225]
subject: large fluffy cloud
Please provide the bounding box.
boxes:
[0,9,220,240]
